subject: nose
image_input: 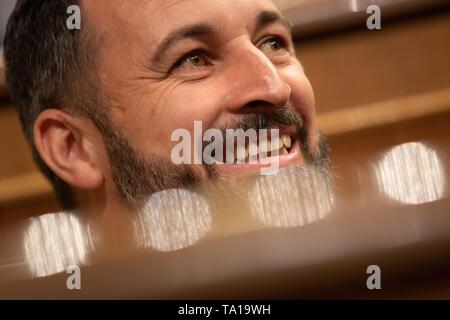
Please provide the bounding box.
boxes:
[223,45,291,114]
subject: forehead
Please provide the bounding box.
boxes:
[83,0,279,45]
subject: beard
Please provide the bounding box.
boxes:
[91,106,331,212]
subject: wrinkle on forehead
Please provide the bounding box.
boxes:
[83,0,200,59]
[83,0,278,39]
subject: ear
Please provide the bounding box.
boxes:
[33,109,104,190]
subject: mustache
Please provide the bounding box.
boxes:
[200,106,310,170]
[222,106,305,133]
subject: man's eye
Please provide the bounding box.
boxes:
[172,50,208,71]
[259,37,288,54]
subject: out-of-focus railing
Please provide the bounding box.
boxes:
[278,0,450,37]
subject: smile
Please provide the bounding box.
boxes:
[213,126,304,175]
[170,122,305,174]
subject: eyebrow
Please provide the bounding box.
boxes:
[256,10,292,33]
[151,10,292,67]
[152,24,217,66]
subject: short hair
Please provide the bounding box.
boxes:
[4,0,97,209]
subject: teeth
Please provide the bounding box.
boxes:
[229,134,292,164]
[270,137,283,152]
[248,154,259,164]
[282,135,291,149]
[248,142,259,157]
[259,149,269,159]
[258,137,284,154]
[235,144,249,163]
[258,139,269,154]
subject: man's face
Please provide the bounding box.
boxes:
[84,0,325,209]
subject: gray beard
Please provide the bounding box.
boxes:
[92,107,331,212]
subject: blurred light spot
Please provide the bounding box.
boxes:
[375,142,445,204]
[23,212,93,278]
[247,166,334,228]
[134,189,212,252]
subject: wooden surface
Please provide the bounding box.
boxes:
[318,88,450,136]
[297,10,450,112]
[281,0,450,37]
[2,198,450,299]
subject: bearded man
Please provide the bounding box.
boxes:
[4,0,330,225]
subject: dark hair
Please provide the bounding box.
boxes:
[3,0,97,209]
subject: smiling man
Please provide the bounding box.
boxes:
[4,0,330,215]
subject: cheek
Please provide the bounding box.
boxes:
[283,64,316,114]
[282,64,320,148]
[167,88,221,127]
[125,83,221,156]
[162,85,222,139]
